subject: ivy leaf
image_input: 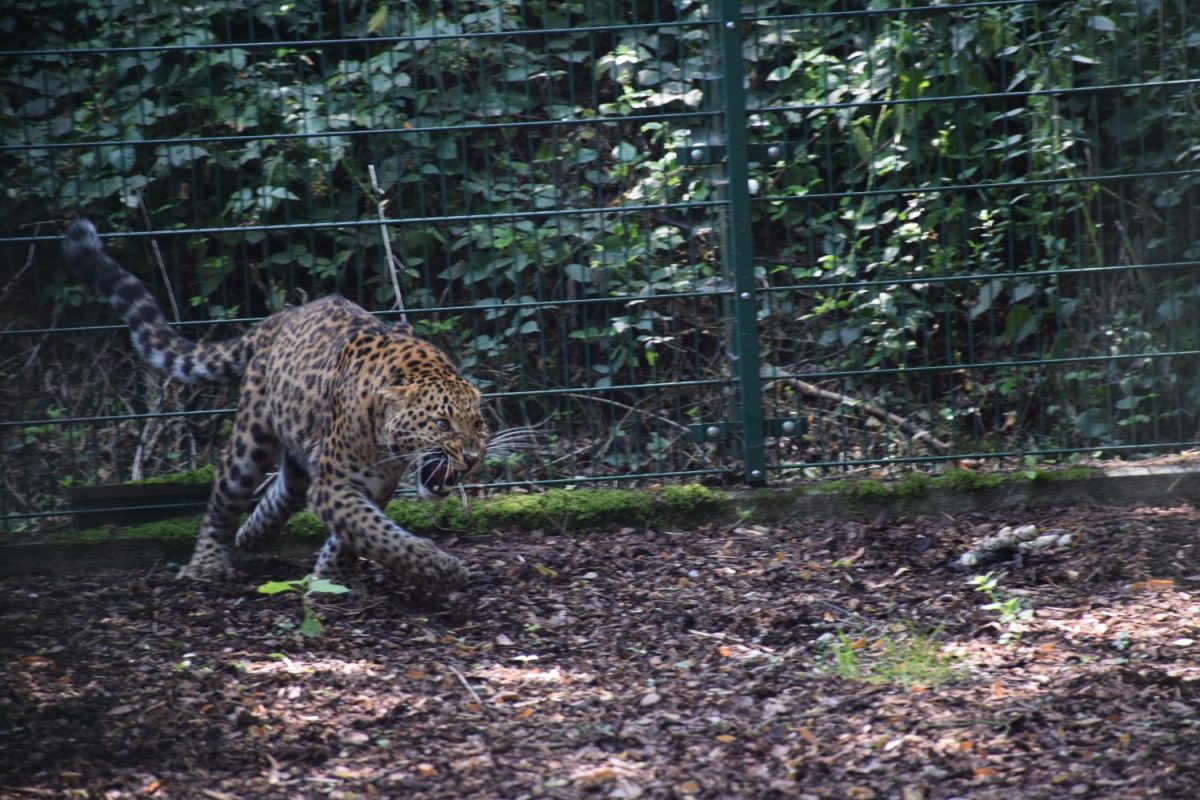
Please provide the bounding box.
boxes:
[307,579,352,595]
[256,580,301,595]
[970,280,1002,319]
[1000,304,1036,345]
[367,3,389,34]
[298,615,324,638]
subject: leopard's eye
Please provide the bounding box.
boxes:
[435,419,451,432]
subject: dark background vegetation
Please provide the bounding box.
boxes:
[2,0,1199,523]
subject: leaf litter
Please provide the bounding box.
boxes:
[3,502,1200,798]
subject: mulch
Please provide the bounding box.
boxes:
[3,501,1200,799]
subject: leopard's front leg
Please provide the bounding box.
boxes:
[308,481,469,592]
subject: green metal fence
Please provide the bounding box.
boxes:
[2,0,1199,531]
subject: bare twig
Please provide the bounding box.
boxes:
[438,661,484,706]
[138,195,181,323]
[367,164,407,321]
[765,377,951,454]
[0,230,38,312]
[130,376,171,482]
[563,392,693,437]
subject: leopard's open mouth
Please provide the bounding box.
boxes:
[418,459,459,497]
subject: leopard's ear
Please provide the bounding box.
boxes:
[379,385,420,406]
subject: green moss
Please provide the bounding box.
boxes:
[44,526,116,544]
[811,465,1099,514]
[120,516,204,541]
[934,468,1004,492]
[50,485,727,548]
[17,467,1119,555]
[1036,466,1099,482]
[129,465,215,487]
[62,515,203,545]
[284,511,327,540]
[831,478,894,505]
[826,468,996,510]
[656,483,734,526]
[382,485,731,535]
[894,472,934,497]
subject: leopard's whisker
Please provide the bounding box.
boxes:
[486,425,544,454]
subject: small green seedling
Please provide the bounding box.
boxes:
[970,570,1035,645]
[257,575,350,638]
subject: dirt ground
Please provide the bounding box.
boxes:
[3,501,1200,799]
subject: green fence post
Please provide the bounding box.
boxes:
[714,0,766,485]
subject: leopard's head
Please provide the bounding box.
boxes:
[378,377,489,498]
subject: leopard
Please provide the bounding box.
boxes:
[63,218,488,593]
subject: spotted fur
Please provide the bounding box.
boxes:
[64,219,486,591]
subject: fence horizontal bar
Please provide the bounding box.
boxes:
[470,468,729,491]
[758,259,1200,295]
[16,255,1195,345]
[759,168,1200,205]
[749,77,1200,117]
[0,18,716,59]
[0,108,721,154]
[0,408,236,429]
[14,75,1190,157]
[486,377,727,401]
[2,503,207,522]
[11,345,1184,429]
[749,0,1054,25]
[770,439,1200,473]
[1,198,727,246]
[1,286,733,341]
[12,259,1188,344]
[8,163,1188,248]
[1,378,729,429]
[765,349,1200,384]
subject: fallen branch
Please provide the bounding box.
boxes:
[765,377,951,454]
[368,164,407,321]
[439,661,484,706]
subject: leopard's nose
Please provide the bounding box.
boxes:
[463,453,480,471]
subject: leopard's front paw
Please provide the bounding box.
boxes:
[412,551,469,593]
[439,556,470,590]
[176,541,236,581]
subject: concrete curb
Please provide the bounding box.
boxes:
[733,465,1200,524]
[3,466,1198,578]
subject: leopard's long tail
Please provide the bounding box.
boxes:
[64,219,257,384]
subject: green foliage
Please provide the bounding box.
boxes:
[257,574,351,638]
[748,0,1200,453]
[821,628,964,689]
[3,0,1199,506]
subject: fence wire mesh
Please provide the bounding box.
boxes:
[1,0,1198,530]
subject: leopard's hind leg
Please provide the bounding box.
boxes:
[178,411,279,580]
[235,453,311,552]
